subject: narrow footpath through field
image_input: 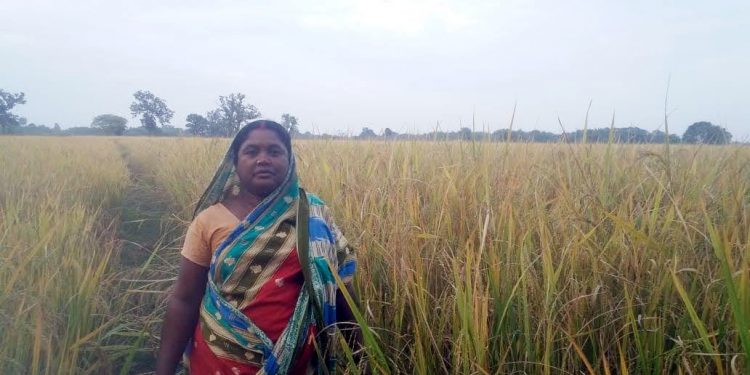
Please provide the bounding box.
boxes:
[115,141,180,265]
[112,141,183,373]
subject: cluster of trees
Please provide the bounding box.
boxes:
[354,124,732,144]
[0,89,299,137]
[0,88,739,144]
[185,93,260,137]
[184,95,300,137]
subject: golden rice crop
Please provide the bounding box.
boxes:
[0,136,129,374]
[1,136,748,374]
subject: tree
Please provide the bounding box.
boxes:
[206,93,261,137]
[91,114,128,135]
[383,128,398,138]
[205,109,224,137]
[0,89,27,134]
[129,90,174,134]
[185,113,210,136]
[359,127,377,138]
[280,113,299,135]
[683,121,732,144]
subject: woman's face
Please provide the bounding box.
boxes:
[235,128,290,197]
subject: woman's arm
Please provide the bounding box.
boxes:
[155,256,208,375]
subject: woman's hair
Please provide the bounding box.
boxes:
[230,119,292,165]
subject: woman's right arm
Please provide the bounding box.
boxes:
[155,256,208,375]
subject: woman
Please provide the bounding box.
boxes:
[156,120,359,375]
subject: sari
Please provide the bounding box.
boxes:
[185,136,356,375]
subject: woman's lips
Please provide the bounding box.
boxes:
[254,170,274,178]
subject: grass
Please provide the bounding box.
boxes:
[0,136,748,374]
[0,136,129,374]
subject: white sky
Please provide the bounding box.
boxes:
[1,0,748,139]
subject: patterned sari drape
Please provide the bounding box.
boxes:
[188,131,356,375]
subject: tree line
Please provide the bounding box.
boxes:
[370,123,731,144]
[0,89,300,137]
[0,88,737,144]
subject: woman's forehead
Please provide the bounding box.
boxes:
[241,128,285,146]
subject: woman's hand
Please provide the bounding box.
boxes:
[155,256,208,375]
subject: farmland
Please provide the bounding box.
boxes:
[1,136,748,374]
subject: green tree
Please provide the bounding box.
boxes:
[683,121,732,144]
[207,93,261,137]
[280,113,299,135]
[0,89,27,134]
[185,113,210,136]
[129,90,174,134]
[91,114,128,135]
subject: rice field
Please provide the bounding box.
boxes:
[1,136,748,374]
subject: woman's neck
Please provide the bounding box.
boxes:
[224,190,265,221]
[237,189,263,208]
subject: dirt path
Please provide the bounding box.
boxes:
[115,141,179,267]
[112,141,182,374]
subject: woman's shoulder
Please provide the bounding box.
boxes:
[193,202,238,228]
[303,191,327,207]
[302,191,338,225]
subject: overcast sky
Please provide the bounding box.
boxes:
[2,0,748,138]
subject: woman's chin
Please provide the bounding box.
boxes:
[247,184,280,198]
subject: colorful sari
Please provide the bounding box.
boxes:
[187,137,356,375]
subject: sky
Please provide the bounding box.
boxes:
[1,0,748,139]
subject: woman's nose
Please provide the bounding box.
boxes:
[256,154,271,165]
